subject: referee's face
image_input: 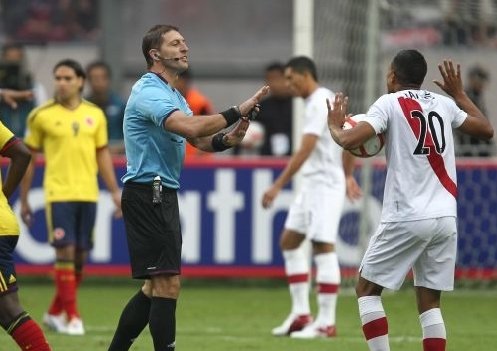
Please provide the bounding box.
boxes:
[158,30,189,71]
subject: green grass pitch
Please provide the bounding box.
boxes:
[1,279,496,350]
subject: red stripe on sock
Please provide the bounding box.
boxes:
[363,317,388,340]
[53,267,79,319]
[318,283,339,293]
[423,338,446,351]
[287,273,308,284]
[11,319,51,351]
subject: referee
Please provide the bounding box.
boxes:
[108,24,268,351]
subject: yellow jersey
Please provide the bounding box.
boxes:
[0,121,20,235]
[24,99,108,202]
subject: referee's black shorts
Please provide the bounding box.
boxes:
[122,181,182,279]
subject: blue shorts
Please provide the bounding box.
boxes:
[46,202,97,250]
[0,236,19,296]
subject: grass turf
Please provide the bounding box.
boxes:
[1,279,496,350]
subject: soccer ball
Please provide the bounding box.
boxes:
[342,114,385,158]
[240,121,265,149]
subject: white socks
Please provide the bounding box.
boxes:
[419,308,446,351]
[358,296,390,351]
[314,252,340,326]
[283,248,310,315]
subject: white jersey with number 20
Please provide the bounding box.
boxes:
[364,89,467,222]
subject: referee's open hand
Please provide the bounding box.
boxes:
[238,85,269,117]
[222,118,250,146]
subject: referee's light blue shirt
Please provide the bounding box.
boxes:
[122,73,192,189]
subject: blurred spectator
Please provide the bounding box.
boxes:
[455,65,494,156]
[0,42,47,136]
[258,62,293,156]
[441,0,497,47]
[70,0,99,41]
[0,0,98,43]
[233,62,293,157]
[175,69,215,159]
[85,61,126,154]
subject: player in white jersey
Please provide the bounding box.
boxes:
[327,50,494,351]
[262,56,361,339]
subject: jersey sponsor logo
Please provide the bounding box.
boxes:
[8,274,16,284]
[398,97,457,198]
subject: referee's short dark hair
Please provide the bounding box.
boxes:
[391,49,427,87]
[142,24,179,68]
[285,56,318,82]
[53,59,86,80]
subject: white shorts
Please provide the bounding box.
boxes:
[359,217,457,291]
[284,183,345,244]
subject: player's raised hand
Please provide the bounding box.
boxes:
[327,93,348,130]
[238,85,270,117]
[433,60,464,99]
[223,118,250,146]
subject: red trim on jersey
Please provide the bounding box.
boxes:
[362,316,388,340]
[287,273,309,284]
[398,97,457,198]
[0,137,21,155]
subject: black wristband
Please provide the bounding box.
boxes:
[211,132,231,152]
[220,106,241,127]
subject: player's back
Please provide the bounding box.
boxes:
[366,89,467,222]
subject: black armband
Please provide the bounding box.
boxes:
[220,106,241,127]
[211,132,231,152]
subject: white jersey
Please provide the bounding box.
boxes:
[301,87,344,187]
[365,89,467,222]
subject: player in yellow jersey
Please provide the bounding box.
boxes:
[19,59,122,336]
[0,121,51,350]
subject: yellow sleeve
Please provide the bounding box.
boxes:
[24,110,43,150]
[0,121,15,149]
[95,109,108,148]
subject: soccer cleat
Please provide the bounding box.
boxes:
[290,323,337,339]
[271,314,313,336]
[43,312,67,333]
[65,317,85,336]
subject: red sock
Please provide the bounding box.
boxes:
[47,294,63,315]
[47,264,66,315]
[423,338,446,351]
[10,317,51,351]
[52,263,79,319]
